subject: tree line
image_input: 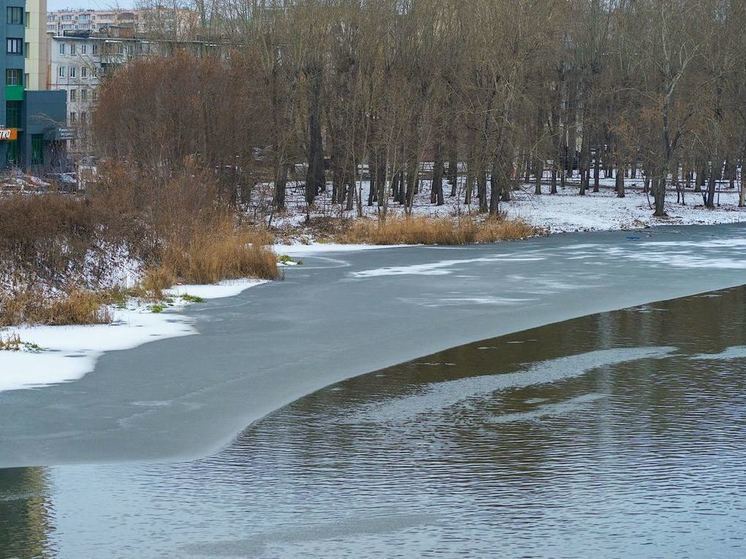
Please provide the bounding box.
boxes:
[96,0,746,218]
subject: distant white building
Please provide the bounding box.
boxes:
[47,8,197,37]
[48,28,217,156]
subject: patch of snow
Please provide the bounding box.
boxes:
[273,243,408,255]
[350,254,544,278]
[166,279,267,300]
[689,346,746,361]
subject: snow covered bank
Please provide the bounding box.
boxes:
[264,178,746,242]
[0,279,266,394]
[503,188,746,233]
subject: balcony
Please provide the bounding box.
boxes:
[5,85,24,101]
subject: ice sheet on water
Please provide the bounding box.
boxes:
[348,346,676,423]
[488,392,608,424]
[350,254,546,278]
[689,346,746,361]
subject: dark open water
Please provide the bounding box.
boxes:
[2,286,746,558]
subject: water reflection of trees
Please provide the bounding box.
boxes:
[0,467,54,558]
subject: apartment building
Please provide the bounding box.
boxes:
[47,8,197,37]
[0,0,66,171]
[25,0,47,89]
[50,28,215,155]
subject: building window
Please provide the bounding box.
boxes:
[69,89,76,102]
[7,7,23,25]
[81,112,87,126]
[5,69,22,86]
[81,44,87,54]
[58,66,65,77]
[6,38,22,55]
[59,42,65,55]
[81,66,87,78]
[70,43,76,55]
[24,42,28,58]
[92,90,97,102]
[31,134,43,165]
[69,66,77,78]
[24,11,29,28]
[92,43,98,55]
[6,101,21,128]
[24,72,28,86]
[81,88,87,101]
[70,112,76,123]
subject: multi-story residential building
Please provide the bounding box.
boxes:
[49,28,215,156]
[25,0,47,89]
[0,0,66,170]
[46,8,197,38]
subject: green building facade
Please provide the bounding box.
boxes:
[1,0,67,172]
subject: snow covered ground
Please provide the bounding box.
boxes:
[261,176,746,240]
[504,186,746,233]
[0,279,266,393]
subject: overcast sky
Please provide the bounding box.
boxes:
[48,0,135,11]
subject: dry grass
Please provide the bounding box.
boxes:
[0,289,111,327]
[140,267,177,300]
[160,222,279,285]
[473,216,540,243]
[337,216,539,245]
[0,332,22,351]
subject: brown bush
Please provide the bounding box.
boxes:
[0,289,111,327]
[0,166,278,326]
[337,216,538,245]
[0,194,99,286]
[160,221,278,284]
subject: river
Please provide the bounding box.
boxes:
[2,224,746,557]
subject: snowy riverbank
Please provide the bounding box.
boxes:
[0,279,266,393]
[264,178,746,241]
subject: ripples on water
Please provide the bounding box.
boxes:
[3,289,746,557]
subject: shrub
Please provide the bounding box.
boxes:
[0,289,111,327]
[337,216,538,245]
[0,332,21,351]
[160,220,278,284]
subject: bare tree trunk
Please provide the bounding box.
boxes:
[652,174,666,217]
[477,165,488,213]
[305,65,325,206]
[616,164,625,198]
[705,160,717,208]
[431,141,445,205]
[695,161,705,192]
[593,143,600,192]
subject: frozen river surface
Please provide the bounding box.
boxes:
[2,224,746,467]
[2,224,746,557]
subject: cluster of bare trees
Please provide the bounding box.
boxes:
[94,0,746,217]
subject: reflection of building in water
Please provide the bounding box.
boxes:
[0,467,54,557]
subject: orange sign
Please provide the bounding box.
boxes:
[0,128,17,141]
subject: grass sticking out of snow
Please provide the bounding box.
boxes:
[161,225,279,284]
[277,254,303,266]
[0,289,113,328]
[337,216,539,245]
